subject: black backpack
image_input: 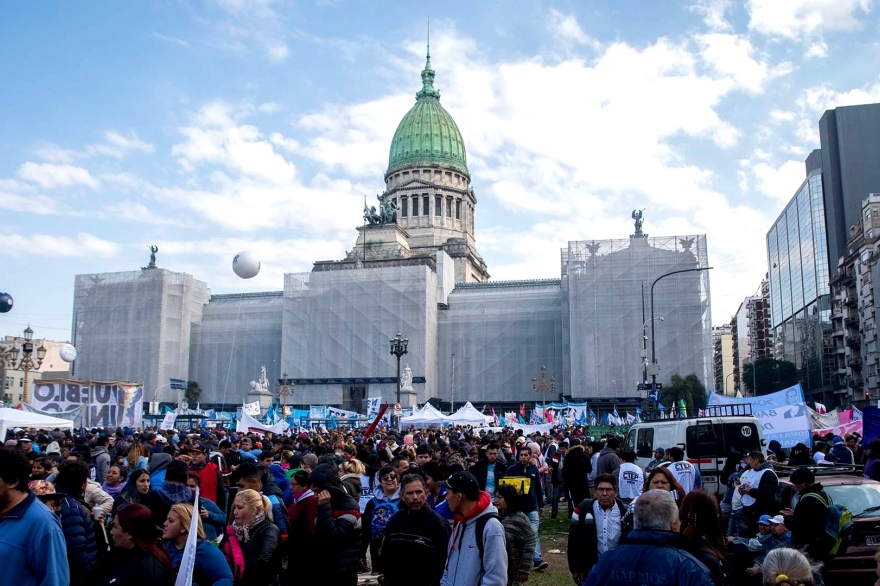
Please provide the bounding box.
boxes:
[474,512,502,574]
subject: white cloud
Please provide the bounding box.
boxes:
[17,162,100,190]
[691,0,734,32]
[86,131,154,159]
[35,144,78,164]
[753,160,805,201]
[804,41,829,58]
[0,191,64,215]
[747,0,875,39]
[258,102,280,113]
[696,33,791,93]
[547,9,602,51]
[153,33,190,47]
[770,109,796,123]
[267,44,290,62]
[0,232,118,258]
[797,78,880,112]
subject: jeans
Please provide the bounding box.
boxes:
[728,508,748,538]
[551,484,572,518]
[526,510,542,562]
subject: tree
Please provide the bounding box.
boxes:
[742,359,798,396]
[660,373,707,410]
[184,380,202,404]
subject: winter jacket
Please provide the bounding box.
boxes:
[595,446,621,477]
[505,462,543,513]
[501,511,536,586]
[681,535,730,586]
[582,529,714,586]
[785,483,835,562]
[562,446,592,501]
[57,492,99,586]
[91,545,173,586]
[189,460,224,508]
[230,519,281,586]
[470,458,508,491]
[312,491,362,586]
[267,463,292,506]
[286,491,318,586]
[85,479,115,516]
[197,495,227,541]
[567,496,628,578]
[361,491,401,560]
[167,538,234,586]
[830,443,855,465]
[91,447,111,484]
[0,491,70,586]
[441,492,507,586]
[141,482,194,527]
[149,453,173,491]
[549,450,565,486]
[379,504,451,586]
[341,473,363,501]
[740,462,778,520]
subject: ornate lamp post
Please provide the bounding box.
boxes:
[531,365,555,423]
[389,331,408,427]
[2,326,47,405]
[276,372,295,415]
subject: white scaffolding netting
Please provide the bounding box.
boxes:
[562,236,713,399]
[72,270,209,405]
[437,280,564,404]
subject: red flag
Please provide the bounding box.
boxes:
[487,404,496,416]
[363,403,389,439]
[546,410,554,423]
[519,403,526,418]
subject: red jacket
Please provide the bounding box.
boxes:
[190,461,223,505]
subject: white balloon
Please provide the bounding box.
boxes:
[232,251,261,279]
[59,344,77,363]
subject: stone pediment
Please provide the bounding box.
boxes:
[384,178,470,196]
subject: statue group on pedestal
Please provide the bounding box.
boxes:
[364,196,399,226]
[250,365,270,394]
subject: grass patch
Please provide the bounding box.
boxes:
[530,511,572,586]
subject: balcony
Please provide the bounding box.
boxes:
[848,357,863,369]
[845,295,859,307]
[847,376,864,390]
[846,335,862,348]
[845,316,861,329]
[832,329,845,338]
[842,274,856,287]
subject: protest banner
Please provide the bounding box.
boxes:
[242,400,261,417]
[160,413,177,431]
[366,397,381,417]
[30,380,143,429]
[237,410,285,435]
[707,383,811,448]
[813,420,862,439]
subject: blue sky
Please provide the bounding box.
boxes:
[2,0,880,341]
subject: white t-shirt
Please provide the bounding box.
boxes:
[486,464,497,497]
[618,463,644,500]
[813,451,825,464]
[669,460,696,494]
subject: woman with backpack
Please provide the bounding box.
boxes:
[163,503,233,586]
[220,488,282,586]
[360,464,400,572]
[495,483,536,586]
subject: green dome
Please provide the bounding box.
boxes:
[387,52,468,177]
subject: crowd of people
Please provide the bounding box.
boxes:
[0,422,876,586]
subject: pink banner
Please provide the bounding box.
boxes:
[813,420,862,438]
[839,408,854,424]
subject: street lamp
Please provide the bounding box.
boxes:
[276,372,295,416]
[649,267,713,395]
[389,331,408,427]
[531,365,556,423]
[4,326,47,405]
[642,317,664,383]
[725,372,736,395]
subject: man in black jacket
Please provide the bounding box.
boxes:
[469,443,507,498]
[567,473,628,584]
[562,442,591,505]
[548,440,570,519]
[378,473,451,586]
[781,467,834,563]
[309,463,362,586]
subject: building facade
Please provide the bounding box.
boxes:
[712,325,735,395]
[0,337,70,406]
[747,277,772,363]
[70,53,714,410]
[766,150,833,402]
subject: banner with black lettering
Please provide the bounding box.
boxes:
[30,380,144,429]
[707,383,810,448]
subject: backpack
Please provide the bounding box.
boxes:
[474,512,501,575]
[801,492,853,557]
[369,497,399,542]
[220,526,246,584]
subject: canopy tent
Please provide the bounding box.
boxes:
[400,402,446,428]
[445,402,493,426]
[0,407,76,442]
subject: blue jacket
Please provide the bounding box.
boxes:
[57,493,99,585]
[197,496,226,541]
[582,530,714,586]
[167,539,234,586]
[0,492,70,586]
[505,463,544,513]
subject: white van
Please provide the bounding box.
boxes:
[623,406,766,497]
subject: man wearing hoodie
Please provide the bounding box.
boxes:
[441,471,507,586]
[595,437,621,477]
[142,459,194,527]
[90,436,111,484]
[506,445,547,571]
[149,451,173,491]
[188,443,225,509]
[780,467,835,564]
[308,463,362,586]
[230,462,290,535]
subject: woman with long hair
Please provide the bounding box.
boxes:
[93,503,173,586]
[184,473,226,541]
[31,456,55,480]
[679,489,732,585]
[495,483,536,586]
[643,466,686,507]
[128,442,150,471]
[220,488,281,585]
[112,468,151,519]
[761,548,816,586]
[339,458,366,501]
[102,464,127,499]
[163,503,233,586]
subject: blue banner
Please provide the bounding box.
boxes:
[707,383,811,448]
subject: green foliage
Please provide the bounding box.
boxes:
[742,359,798,396]
[659,373,707,409]
[184,380,202,404]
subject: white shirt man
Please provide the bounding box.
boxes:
[617,460,644,503]
[666,448,697,494]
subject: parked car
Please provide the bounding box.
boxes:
[776,469,880,584]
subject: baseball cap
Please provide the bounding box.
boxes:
[769,515,785,525]
[758,514,773,525]
[18,435,34,443]
[156,436,168,444]
[192,443,210,453]
[654,447,665,454]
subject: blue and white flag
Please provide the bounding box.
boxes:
[707,383,810,448]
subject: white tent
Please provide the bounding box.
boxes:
[445,402,493,426]
[236,410,286,435]
[0,407,75,442]
[400,402,447,428]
